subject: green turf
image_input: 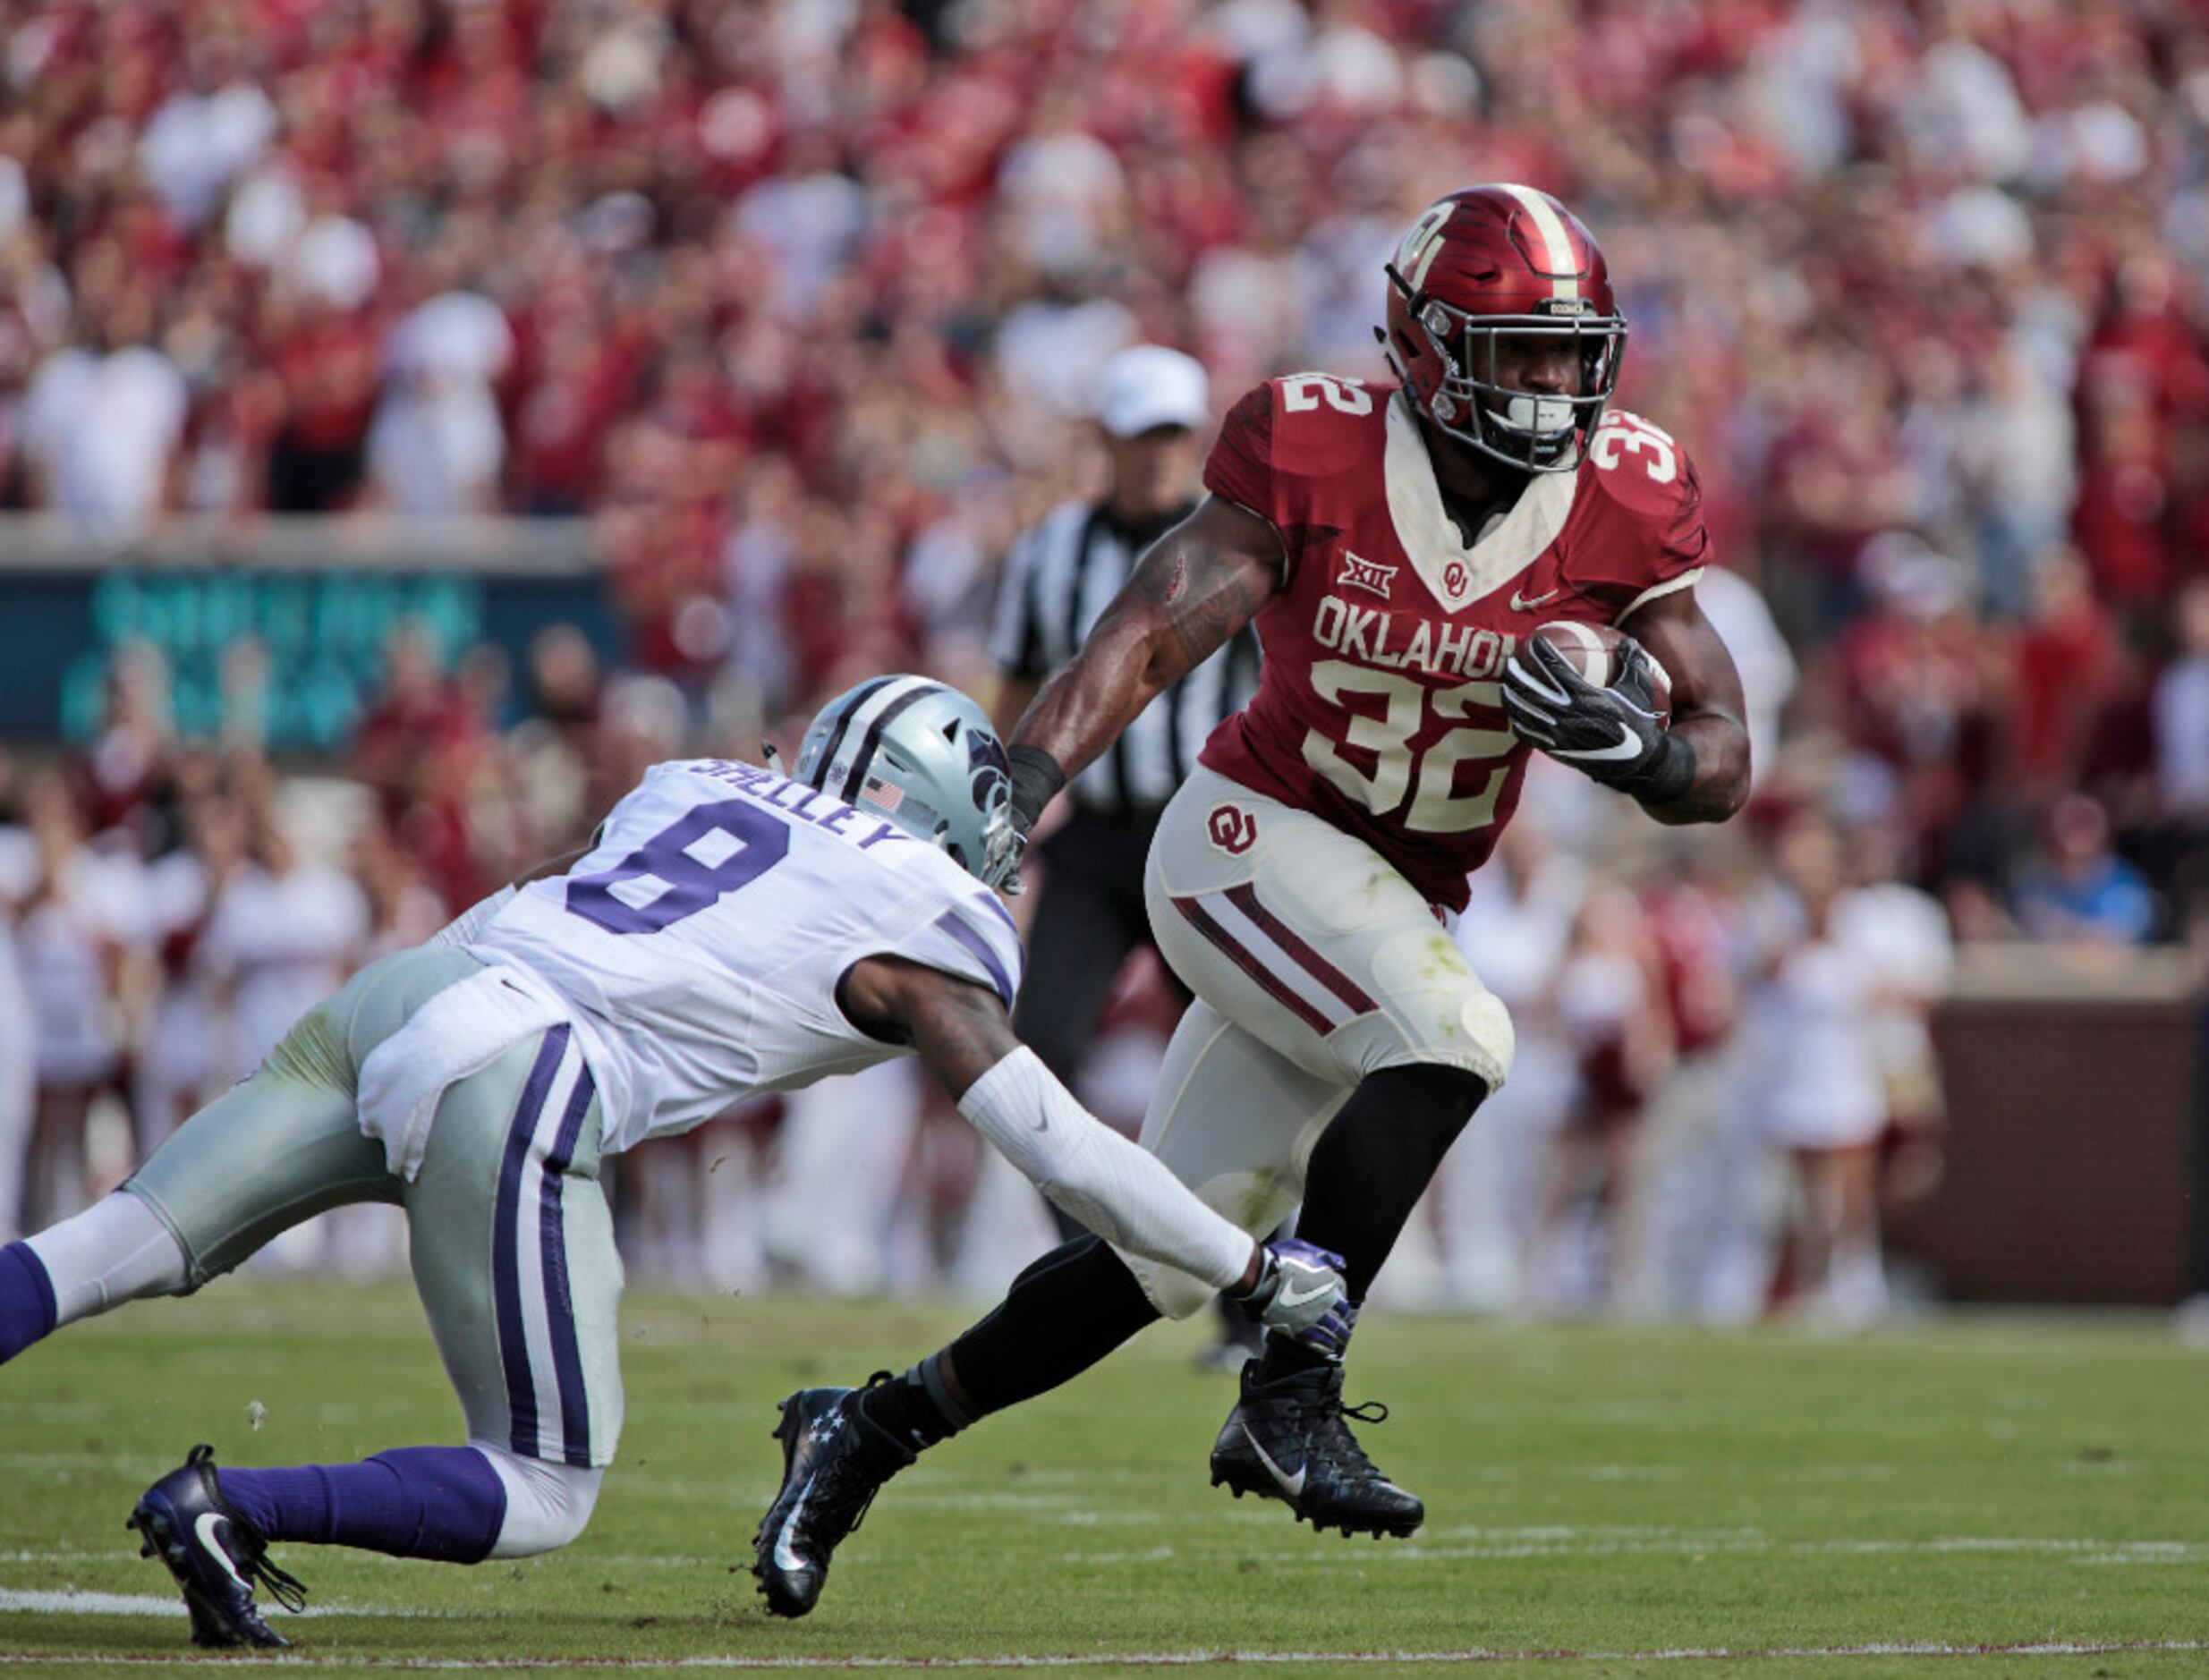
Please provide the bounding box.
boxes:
[3,1283,2205,1676]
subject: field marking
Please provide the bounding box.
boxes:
[1,1639,2207,1667]
[0,1589,458,1622]
[0,1590,190,1619]
[1055,1532,2209,1567]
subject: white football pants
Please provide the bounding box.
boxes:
[1117,765,1516,1319]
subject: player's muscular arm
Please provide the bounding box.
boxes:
[1007,496,1282,823]
[1621,590,1751,826]
[841,956,1015,1093]
[990,676,1039,746]
[840,956,1265,1293]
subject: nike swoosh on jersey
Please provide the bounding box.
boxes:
[1246,1430,1306,1498]
[193,1513,251,1594]
[1510,587,1562,612]
[1275,1276,1337,1310]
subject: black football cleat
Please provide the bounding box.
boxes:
[1209,1360,1424,1539]
[127,1445,308,1648]
[752,1379,916,1618]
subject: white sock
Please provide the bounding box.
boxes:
[24,1191,189,1328]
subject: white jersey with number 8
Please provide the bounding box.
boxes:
[468,759,1024,1155]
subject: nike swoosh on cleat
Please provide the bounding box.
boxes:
[1509,588,1561,612]
[192,1513,251,1595]
[771,1485,812,1574]
[1275,1277,1336,1310]
[1245,1428,1305,1499]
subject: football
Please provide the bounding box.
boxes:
[1532,619,1673,725]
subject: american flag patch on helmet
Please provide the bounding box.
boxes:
[862,776,904,813]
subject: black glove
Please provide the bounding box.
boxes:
[1502,634,1695,805]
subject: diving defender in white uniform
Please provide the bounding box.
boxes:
[0,677,1348,1648]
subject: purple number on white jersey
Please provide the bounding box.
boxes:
[565,799,790,936]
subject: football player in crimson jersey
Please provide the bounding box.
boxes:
[754,186,1752,1608]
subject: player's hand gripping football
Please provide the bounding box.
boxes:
[1232,1238,1355,1358]
[1502,635,1693,804]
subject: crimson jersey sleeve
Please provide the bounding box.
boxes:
[1572,416,1712,624]
[1202,383,1277,521]
[1204,376,1389,590]
[1649,452,1711,584]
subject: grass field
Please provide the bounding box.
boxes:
[3,1283,2207,1676]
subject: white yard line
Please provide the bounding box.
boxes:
[0,1589,459,1621]
[1056,1534,2209,1567]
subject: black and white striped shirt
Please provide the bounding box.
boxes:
[990,498,1262,819]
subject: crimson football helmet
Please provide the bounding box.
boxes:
[1379,185,1627,473]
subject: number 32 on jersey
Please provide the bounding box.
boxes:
[1303,666,1513,836]
[1291,410,1676,835]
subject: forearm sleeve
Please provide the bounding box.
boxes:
[956,1048,1252,1290]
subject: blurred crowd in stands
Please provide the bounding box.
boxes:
[3,0,2209,1318]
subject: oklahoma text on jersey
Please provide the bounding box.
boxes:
[1198,372,1708,911]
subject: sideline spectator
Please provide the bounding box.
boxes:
[2154,581,2209,819]
[21,293,188,536]
[1754,814,1893,1329]
[4,774,148,1229]
[2012,793,2157,945]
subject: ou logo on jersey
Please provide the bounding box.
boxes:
[1207,804,1258,856]
[1444,561,1468,595]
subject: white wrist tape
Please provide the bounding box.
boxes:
[956,1048,1251,1291]
[429,882,519,950]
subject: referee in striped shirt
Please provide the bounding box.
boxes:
[990,345,1261,1252]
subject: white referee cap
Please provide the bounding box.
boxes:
[1095,345,1211,437]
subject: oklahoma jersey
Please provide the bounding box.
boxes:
[1200,376,1707,910]
[469,759,1023,1152]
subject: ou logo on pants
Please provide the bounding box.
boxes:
[1206,804,1258,856]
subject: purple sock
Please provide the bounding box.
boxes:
[219,1447,509,1564]
[0,1241,56,1364]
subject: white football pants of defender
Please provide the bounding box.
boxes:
[1117,765,1516,1319]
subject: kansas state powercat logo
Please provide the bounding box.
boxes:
[1338,552,1397,600]
[1207,804,1258,855]
[969,731,1011,811]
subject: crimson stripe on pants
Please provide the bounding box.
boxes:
[1223,884,1379,1016]
[1171,894,1333,1036]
